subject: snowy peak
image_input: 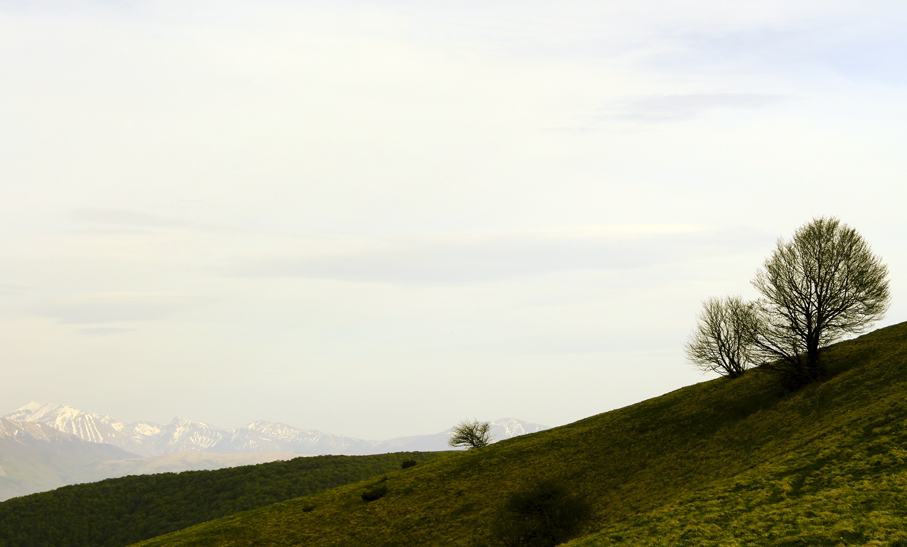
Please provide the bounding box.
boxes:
[5,402,99,429]
[227,421,367,453]
[121,421,164,443]
[0,418,81,443]
[150,418,227,453]
[239,420,318,438]
[4,401,60,421]
[5,402,126,444]
[2,402,161,456]
[487,418,548,438]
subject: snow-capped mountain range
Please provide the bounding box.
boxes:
[2,402,548,457]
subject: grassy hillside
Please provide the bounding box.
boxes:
[0,451,444,547]
[128,321,907,546]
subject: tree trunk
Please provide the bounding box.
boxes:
[805,333,822,383]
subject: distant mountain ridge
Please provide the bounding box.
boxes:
[4,402,161,456]
[0,418,138,501]
[2,402,548,457]
[0,417,303,502]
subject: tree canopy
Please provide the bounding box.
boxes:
[685,296,760,379]
[685,217,890,388]
[751,217,890,386]
[448,420,493,449]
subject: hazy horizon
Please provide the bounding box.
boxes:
[3,400,547,442]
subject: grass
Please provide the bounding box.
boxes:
[129,321,907,546]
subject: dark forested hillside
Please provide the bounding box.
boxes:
[0,451,445,547]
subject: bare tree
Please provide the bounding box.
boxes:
[685,296,760,378]
[448,419,493,449]
[752,217,890,387]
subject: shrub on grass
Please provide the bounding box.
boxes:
[361,476,389,502]
[401,460,417,469]
[489,479,592,547]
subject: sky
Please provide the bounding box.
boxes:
[1,1,906,440]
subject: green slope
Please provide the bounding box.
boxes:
[127,321,907,546]
[568,322,907,546]
[0,451,444,547]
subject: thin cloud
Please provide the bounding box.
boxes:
[69,209,199,230]
[656,22,907,86]
[75,327,135,336]
[602,93,789,123]
[33,292,212,324]
[67,208,260,236]
[213,225,771,285]
[0,284,28,295]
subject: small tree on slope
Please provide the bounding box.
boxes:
[686,295,760,379]
[448,419,493,449]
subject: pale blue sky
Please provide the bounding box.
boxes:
[1,1,905,439]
